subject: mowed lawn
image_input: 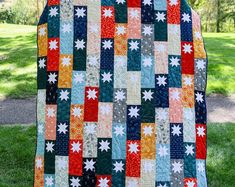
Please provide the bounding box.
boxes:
[0,124,234,187]
[0,24,235,98]
[0,24,37,99]
[203,33,235,95]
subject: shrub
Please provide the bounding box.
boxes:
[0,0,39,25]
[0,8,15,23]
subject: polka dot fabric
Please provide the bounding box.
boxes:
[34,0,208,186]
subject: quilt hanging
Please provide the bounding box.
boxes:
[34,0,208,186]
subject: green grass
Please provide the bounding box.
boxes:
[0,125,36,187]
[203,33,235,95]
[0,24,234,98]
[206,123,235,187]
[0,24,37,99]
[0,124,234,187]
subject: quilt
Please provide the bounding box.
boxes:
[34,0,208,186]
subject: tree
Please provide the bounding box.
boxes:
[189,0,235,32]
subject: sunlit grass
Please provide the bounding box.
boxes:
[203,33,235,95]
[0,24,37,99]
[0,24,36,38]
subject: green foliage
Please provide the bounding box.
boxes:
[0,8,15,24]
[0,0,46,25]
[11,0,37,25]
[189,0,235,32]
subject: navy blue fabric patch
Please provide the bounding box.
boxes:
[55,121,70,156]
[170,123,184,159]
[195,91,207,124]
[126,105,141,140]
[82,158,97,186]
[141,0,154,23]
[101,39,114,70]
[180,10,193,42]
[38,4,48,25]
[155,74,169,108]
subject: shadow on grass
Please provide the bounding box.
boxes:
[207,124,235,187]
[204,35,235,95]
[0,33,37,98]
[0,69,36,98]
[0,34,37,68]
[0,126,35,187]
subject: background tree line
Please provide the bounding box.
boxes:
[0,0,46,25]
[188,0,235,32]
[0,0,234,32]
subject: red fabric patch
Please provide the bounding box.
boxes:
[101,6,115,38]
[96,175,112,187]
[196,124,207,159]
[84,87,99,122]
[167,0,180,24]
[127,0,141,7]
[181,41,194,74]
[48,0,60,6]
[47,38,59,71]
[126,140,141,177]
[184,178,197,187]
[69,140,83,176]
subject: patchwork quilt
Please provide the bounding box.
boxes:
[34,0,208,186]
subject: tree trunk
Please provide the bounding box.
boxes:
[37,0,39,22]
[234,18,235,30]
[216,0,220,32]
